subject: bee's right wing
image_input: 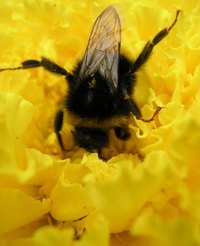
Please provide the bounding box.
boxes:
[79,6,121,94]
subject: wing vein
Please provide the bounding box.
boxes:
[79,6,121,94]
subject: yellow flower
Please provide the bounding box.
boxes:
[0,0,200,245]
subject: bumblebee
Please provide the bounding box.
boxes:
[0,7,180,158]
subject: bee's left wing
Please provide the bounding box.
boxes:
[79,6,121,94]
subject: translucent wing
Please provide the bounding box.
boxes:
[79,6,121,94]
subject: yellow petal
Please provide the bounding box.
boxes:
[85,152,179,233]
[0,188,50,235]
[12,226,74,246]
[51,173,93,221]
[0,93,34,181]
[130,207,200,246]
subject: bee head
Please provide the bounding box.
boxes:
[72,127,109,152]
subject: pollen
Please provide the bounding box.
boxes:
[88,77,96,89]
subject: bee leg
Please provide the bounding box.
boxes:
[97,148,108,160]
[39,57,69,76]
[54,109,65,150]
[0,59,41,72]
[141,106,162,122]
[0,57,69,77]
[131,10,180,73]
[23,57,69,76]
[97,148,103,159]
[114,126,131,140]
[120,86,142,119]
[130,100,142,119]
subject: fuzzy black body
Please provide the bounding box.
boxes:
[65,54,141,153]
[66,55,140,120]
